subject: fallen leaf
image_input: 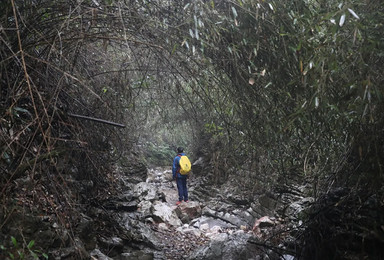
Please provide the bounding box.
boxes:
[249,78,255,85]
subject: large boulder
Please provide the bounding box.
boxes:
[120,216,164,250]
[152,201,182,227]
[133,182,157,202]
[202,206,245,228]
[137,200,152,217]
[175,201,202,223]
[284,197,314,220]
[158,182,179,204]
[188,231,258,260]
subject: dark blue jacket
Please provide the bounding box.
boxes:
[172,153,187,179]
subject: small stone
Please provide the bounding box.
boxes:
[52,222,59,229]
[158,223,169,231]
[145,217,154,224]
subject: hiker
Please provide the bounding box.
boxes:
[172,147,189,205]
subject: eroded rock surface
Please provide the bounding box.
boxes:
[86,166,296,260]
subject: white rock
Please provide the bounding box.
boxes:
[138,200,152,216]
[133,182,157,201]
[145,217,154,224]
[152,201,182,227]
[199,223,210,231]
[158,223,169,231]
[209,225,222,234]
[90,249,113,260]
[176,227,183,232]
[190,218,200,228]
[210,232,228,242]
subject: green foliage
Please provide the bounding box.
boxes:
[204,122,224,136]
[166,0,384,192]
[1,237,48,260]
[144,143,175,166]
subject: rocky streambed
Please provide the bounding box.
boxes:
[4,160,380,259]
[87,167,300,260]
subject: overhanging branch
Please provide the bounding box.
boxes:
[68,113,126,128]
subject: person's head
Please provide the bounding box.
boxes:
[177,147,184,153]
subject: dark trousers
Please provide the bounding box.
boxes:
[176,177,188,201]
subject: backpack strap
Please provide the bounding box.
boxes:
[176,154,181,173]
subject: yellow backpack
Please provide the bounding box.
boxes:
[178,155,191,175]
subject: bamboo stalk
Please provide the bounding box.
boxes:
[68,113,126,128]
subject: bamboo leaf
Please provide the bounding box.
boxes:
[171,43,177,55]
[27,240,35,249]
[17,250,24,258]
[231,7,238,18]
[348,8,360,19]
[14,107,30,114]
[11,237,18,248]
[183,3,190,10]
[339,14,346,27]
[198,18,204,27]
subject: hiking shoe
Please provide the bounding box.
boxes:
[176,201,182,205]
[184,200,189,203]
